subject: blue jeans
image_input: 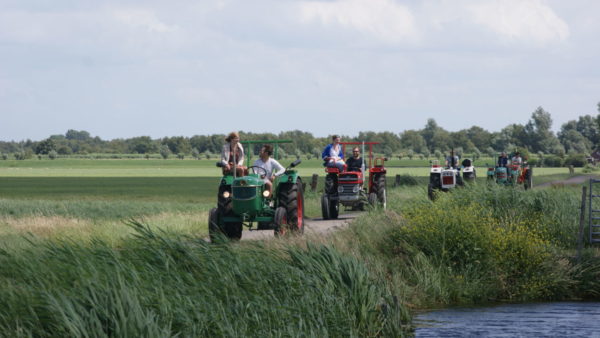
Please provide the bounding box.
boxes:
[327,161,345,171]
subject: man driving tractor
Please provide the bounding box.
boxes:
[252,144,285,194]
[346,147,364,172]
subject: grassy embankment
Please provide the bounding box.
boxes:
[0,158,595,335]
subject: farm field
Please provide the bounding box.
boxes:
[0,158,578,177]
[0,158,598,335]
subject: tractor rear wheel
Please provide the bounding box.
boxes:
[376,175,386,209]
[278,180,304,234]
[368,192,377,206]
[321,194,331,220]
[274,206,288,237]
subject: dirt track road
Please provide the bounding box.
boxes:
[241,212,361,241]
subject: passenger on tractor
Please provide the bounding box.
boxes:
[252,144,285,194]
[322,135,345,171]
[511,151,523,166]
[498,152,508,167]
[346,147,364,172]
[445,153,460,169]
[220,131,246,176]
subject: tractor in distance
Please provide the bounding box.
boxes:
[321,141,387,220]
[209,140,304,241]
[427,149,464,200]
[487,152,533,190]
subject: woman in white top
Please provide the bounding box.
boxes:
[220,131,246,176]
[253,144,285,193]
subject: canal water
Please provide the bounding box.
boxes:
[414,302,600,337]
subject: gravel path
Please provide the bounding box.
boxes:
[241,212,361,241]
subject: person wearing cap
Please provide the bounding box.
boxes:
[220,131,246,176]
[321,135,345,171]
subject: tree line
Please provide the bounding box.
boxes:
[1,105,598,162]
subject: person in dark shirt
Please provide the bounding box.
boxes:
[497,152,508,167]
[346,147,364,172]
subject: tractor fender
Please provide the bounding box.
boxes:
[279,172,300,184]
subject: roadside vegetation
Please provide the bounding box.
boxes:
[0,161,599,336]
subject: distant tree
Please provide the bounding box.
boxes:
[177,153,185,160]
[472,148,481,160]
[48,150,58,160]
[383,146,393,159]
[524,107,561,153]
[35,138,56,154]
[204,151,212,160]
[65,129,91,141]
[407,149,414,160]
[159,145,171,159]
[486,147,496,158]
[14,151,25,160]
[422,149,430,159]
[1,153,7,160]
[434,149,442,159]
[145,154,150,160]
[400,130,427,153]
[295,149,302,160]
[192,148,200,160]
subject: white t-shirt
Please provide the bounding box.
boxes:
[328,144,344,163]
[253,157,285,181]
[511,156,522,165]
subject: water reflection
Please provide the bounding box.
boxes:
[415,302,600,337]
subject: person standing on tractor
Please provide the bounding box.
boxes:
[511,151,523,166]
[498,152,508,167]
[346,147,364,172]
[253,144,285,194]
[220,131,246,176]
[322,135,345,171]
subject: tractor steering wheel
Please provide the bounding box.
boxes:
[249,166,268,179]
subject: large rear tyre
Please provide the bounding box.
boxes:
[376,175,386,209]
[368,192,377,206]
[321,194,331,220]
[274,206,288,237]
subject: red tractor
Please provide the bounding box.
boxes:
[321,142,387,219]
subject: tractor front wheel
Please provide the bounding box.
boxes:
[329,198,339,219]
[427,183,436,201]
[208,207,221,242]
[274,206,288,237]
[321,194,331,220]
[368,192,378,206]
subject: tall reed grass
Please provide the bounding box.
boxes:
[0,221,410,336]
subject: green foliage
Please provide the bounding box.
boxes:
[564,153,587,167]
[48,150,58,160]
[543,155,564,167]
[0,224,409,336]
[0,153,7,160]
[395,174,419,186]
[159,145,171,159]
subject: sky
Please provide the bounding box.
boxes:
[1,0,599,141]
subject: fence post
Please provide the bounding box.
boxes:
[394,174,401,187]
[577,186,587,264]
[569,165,575,174]
[311,174,319,192]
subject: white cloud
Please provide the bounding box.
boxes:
[299,0,418,44]
[466,0,569,44]
[112,9,178,33]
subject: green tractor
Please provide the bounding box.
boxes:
[208,140,304,241]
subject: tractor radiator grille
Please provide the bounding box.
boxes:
[233,186,257,200]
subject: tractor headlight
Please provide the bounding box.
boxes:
[353,185,360,193]
[262,190,270,198]
[338,186,344,193]
[222,191,230,198]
